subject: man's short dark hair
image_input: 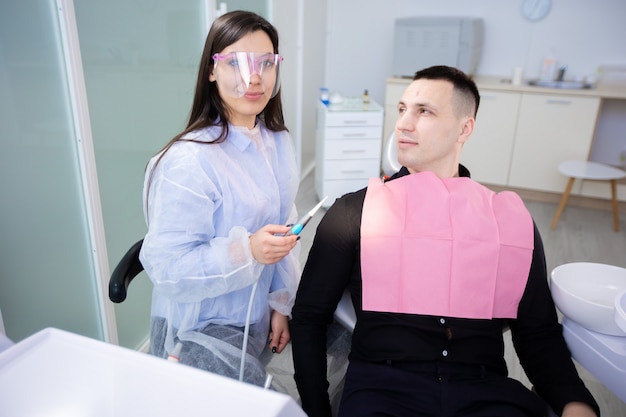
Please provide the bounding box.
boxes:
[413,65,480,119]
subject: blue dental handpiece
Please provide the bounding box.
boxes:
[282,196,328,236]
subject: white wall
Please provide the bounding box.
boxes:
[324,0,626,105]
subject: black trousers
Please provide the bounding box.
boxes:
[337,360,547,417]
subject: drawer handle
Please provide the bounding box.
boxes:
[545,99,572,105]
[342,120,368,125]
[342,133,367,138]
[341,169,365,174]
[342,149,366,154]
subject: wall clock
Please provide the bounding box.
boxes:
[521,0,552,22]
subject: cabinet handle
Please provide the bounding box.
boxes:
[545,99,572,105]
[342,120,368,125]
[342,149,366,154]
[342,133,367,138]
[341,169,365,174]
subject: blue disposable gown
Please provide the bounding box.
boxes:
[139,122,301,385]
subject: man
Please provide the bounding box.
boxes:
[291,66,599,417]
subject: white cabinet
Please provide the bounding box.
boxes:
[508,94,601,193]
[315,100,383,207]
[462,91,521,185]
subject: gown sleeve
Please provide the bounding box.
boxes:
[139,144,264,304]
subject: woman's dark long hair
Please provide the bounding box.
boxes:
[184,10,287,142]
[145,11,287,209]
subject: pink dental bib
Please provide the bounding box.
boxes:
[360,172,533,319]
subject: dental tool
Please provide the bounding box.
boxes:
[282,196,328,236]
[239,197,329,383]
[239,277,259,382]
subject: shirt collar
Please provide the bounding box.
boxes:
[227,121,262,152]
[388,164,471,182]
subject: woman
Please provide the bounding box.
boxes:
[139,10,300,387]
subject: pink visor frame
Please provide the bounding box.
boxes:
[212,52,283,98]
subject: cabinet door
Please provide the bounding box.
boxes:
[508,94,601,193]
[462,91,521,185]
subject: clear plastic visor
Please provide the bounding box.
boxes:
[212,52,283,99]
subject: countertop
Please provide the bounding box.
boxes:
[387,75,626,100]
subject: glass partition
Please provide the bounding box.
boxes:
[74,0,269,348]
[73,0,206,348]
[0,1,102,342]
[0,0,272,348]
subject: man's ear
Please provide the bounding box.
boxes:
[458,117,475,144]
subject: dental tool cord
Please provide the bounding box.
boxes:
[239,279,259,382]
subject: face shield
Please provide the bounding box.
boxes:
[212,52,283,99]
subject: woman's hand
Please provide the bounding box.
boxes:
[249,224,298,264]
[268,310,290,354]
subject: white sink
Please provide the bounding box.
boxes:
[616,290,626,334]
[551,262,626,336]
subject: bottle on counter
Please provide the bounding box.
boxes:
[362,89,370,104]
[320,87,329,105]
[540,50,557,81]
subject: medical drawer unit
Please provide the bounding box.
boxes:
[315,99,383,207]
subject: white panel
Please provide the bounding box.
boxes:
[0,328,307,417]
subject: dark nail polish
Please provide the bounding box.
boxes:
[272,346,277,353]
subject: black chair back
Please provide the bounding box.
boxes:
[109,239,144,303]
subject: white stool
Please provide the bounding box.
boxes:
[551,160,626,232]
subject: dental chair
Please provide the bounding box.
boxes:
[381,132,402,177]
[109,239,144,303]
